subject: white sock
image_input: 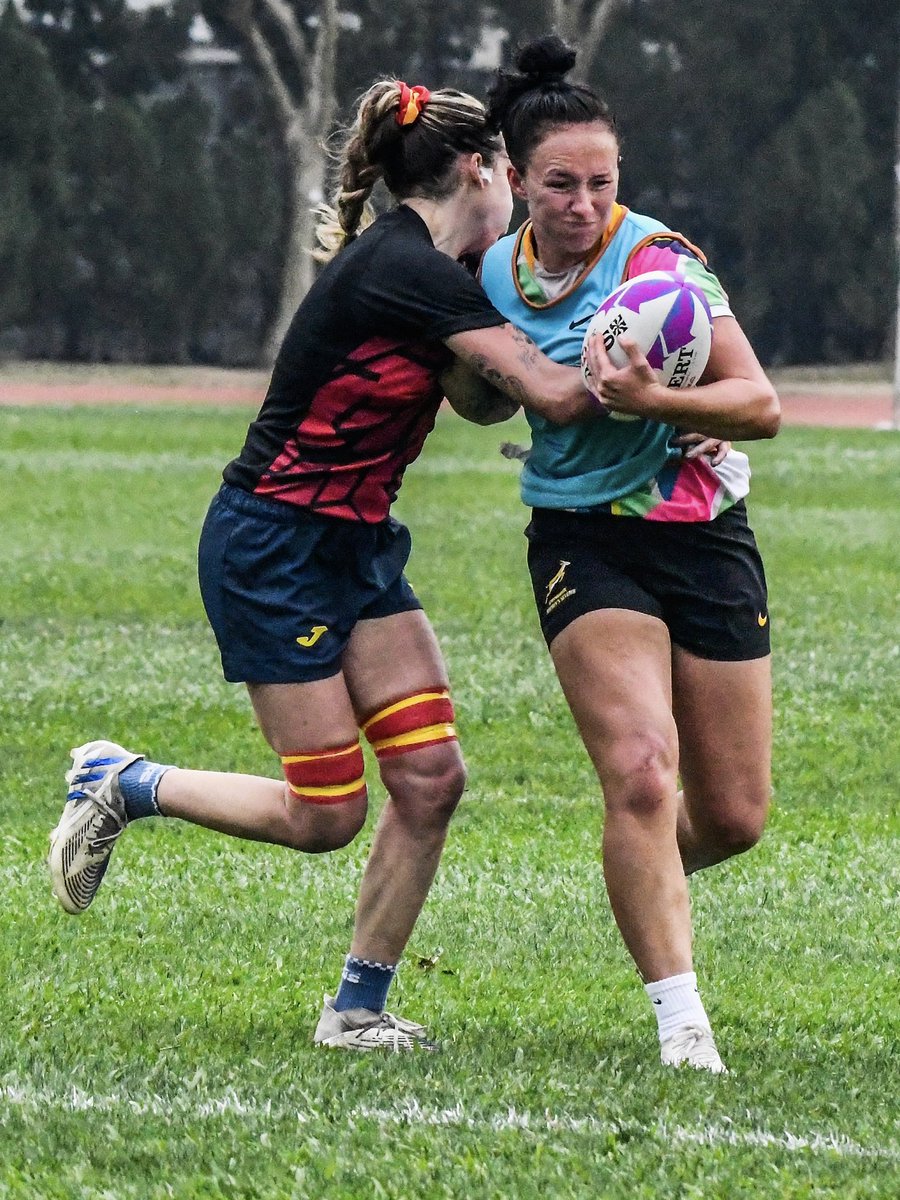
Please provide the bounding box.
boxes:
[645,971,711,1042]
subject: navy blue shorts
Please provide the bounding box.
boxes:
[198,484,422,683]
[526,502,770,661]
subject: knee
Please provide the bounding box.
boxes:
[601,732,678,820]
[363,689,465,827]
[279,792,368,853]
[277,739,368,851]
[703,802,767,858]
[381,747,467,829]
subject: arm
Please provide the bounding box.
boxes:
[445,323,599,426]
[439,356,521,425]
[582,316,781,440]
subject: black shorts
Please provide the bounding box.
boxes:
[526,502,770,661]
[198,484,421,683]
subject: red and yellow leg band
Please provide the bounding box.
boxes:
[281,741,367,805]
[361,688,457,760]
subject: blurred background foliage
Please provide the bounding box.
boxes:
[1,0,897,366]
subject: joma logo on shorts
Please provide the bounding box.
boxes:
[296,625,328,648]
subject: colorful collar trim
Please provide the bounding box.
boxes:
[513,203,629,307]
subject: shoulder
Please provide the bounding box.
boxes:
[363,208,443,267]
[482,229,520,269]
[618,209,673,240]
[348,209,490,310]
[480,229,522,298]
[619,220,733,316]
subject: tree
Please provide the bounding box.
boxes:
[0,3,66,334]
[741,84,882,363]
[25,0,194,101]
[500,0,630,80]
[61,98,165,359]
[581,0,898,363]
[205,77,285,364]
[143,89,229,361]
[202,0,339,360]
[202,0,513,359]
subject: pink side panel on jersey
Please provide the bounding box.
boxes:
[645,457,725,523]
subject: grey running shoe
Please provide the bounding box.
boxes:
[660,1024,728,1074]
[313,994,438,1052]
[48,740,143,914]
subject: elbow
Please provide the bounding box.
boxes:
[539,388,595,426]
[758,388,781,439]
[528,364,592,425]
[740,384,780,440]
[544,400,581,426]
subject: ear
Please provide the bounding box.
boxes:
[508,166,528,201]
[468,154,493,187]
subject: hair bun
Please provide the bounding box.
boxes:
[516,34,577,82]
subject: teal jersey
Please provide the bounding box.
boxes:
[480,208,741,518]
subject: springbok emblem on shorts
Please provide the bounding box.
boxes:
[545,560,571,602]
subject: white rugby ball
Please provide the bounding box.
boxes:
[581,270,713,420]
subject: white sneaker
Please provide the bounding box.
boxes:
[48,740,143,914]
[660,1024,728,1074]
[313,994,438,1052]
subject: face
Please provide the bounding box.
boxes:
[510,125,620,271]
[464,150,515,257]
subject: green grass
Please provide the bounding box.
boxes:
[1,407,898,1198]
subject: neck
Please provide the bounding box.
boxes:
[530,233,585,275]
[402,197,471,260]
[529,203,625,273]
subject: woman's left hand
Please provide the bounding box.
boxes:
[673,431,732,464]
[582,334,666,419]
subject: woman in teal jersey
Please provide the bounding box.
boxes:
[482,36,781,1073]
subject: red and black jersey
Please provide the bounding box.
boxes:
[224,207,507,523]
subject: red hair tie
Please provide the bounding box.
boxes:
[396,82,431,127]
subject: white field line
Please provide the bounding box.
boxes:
[0,1083,896,1161]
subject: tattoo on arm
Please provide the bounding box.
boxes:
[469,353,529,406]
[510,327,541,370]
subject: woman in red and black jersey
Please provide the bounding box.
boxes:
[49,78,598,1049]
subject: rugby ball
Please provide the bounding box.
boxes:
[581,270,713,420]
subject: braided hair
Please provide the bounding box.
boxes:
[314,81,502,261]
[485,34,617,173]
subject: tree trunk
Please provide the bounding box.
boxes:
[551,0,631,80]
[217,0,339,365]
[263,121,326,363]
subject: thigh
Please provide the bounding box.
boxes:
[654,505,771,663]
[342,610,464,793]
[526,510,663,649]
[199,487,352,684]
[341,610,451,719]
[550,608,677,787]
[247,675,361,755]
[672,647,772,816]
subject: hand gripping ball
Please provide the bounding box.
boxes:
[581,270,713,420]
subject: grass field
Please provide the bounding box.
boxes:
[1,405,898,1198]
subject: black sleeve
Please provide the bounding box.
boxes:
[351,233,508,341]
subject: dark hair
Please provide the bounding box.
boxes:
[315,81,502,259]
[485,34,617,173]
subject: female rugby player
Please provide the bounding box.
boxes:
[482,36,780,1072]
[49,78,599,1050]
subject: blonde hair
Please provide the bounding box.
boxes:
[314,80,501,263]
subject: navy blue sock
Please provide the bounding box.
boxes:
[118,760,174,821]
[333,955,397,1013]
